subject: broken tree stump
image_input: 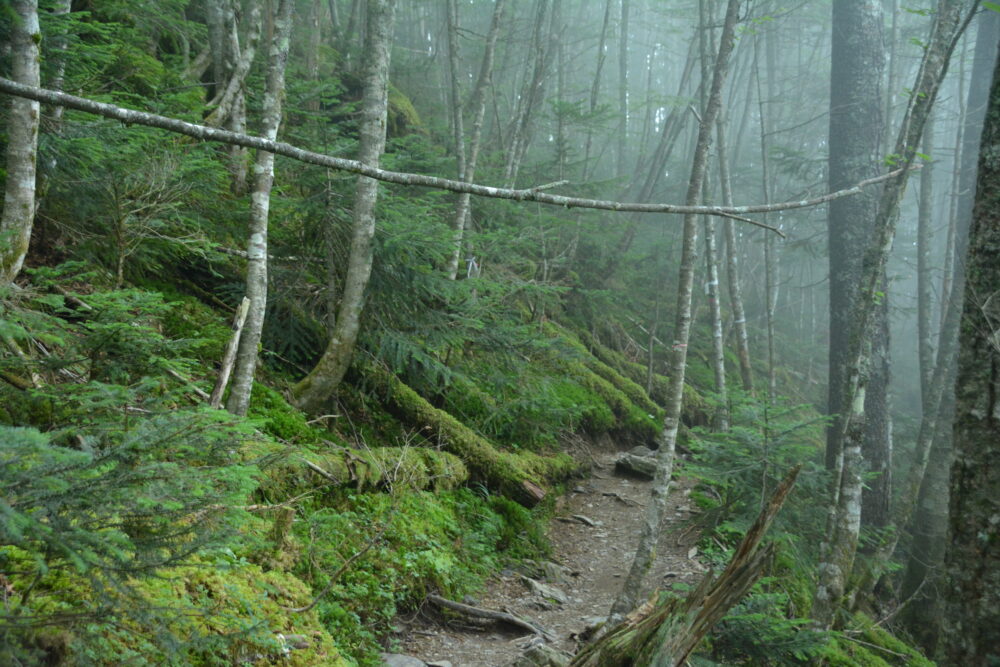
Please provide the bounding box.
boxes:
[569,466,801,667]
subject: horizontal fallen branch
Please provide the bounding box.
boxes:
[0,78,911,234]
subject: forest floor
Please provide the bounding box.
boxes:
[390,445,707,666]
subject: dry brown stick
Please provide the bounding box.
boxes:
[426,593,552,639]
[210,296,250,408]
[0,78,911,231]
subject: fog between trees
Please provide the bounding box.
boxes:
[1,0,999,664]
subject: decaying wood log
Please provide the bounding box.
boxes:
[570,466,800,667]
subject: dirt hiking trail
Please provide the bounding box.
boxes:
[390,448,706,666]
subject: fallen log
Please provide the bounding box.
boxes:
[569,466,801,667]
[362,361,578,506]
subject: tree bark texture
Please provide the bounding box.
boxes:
[941,47,1000,665]
[225,0,294,417]
[903,9,999,650]
[0,0,41,284]
[609,0,740,619]
[292,0,397,414]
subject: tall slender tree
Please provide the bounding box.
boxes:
[444,0,507,281]
[610,0,741,619]
[293,0,397,413]
[225,0,294,416]
[813,0,974,628]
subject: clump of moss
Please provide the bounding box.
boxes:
[249,382,347,446]
[819,613,934,667]
[0,547,348,666]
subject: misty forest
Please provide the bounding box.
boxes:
[1,0,999,665]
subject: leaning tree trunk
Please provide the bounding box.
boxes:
[292,0,397,414]
[813,0,973,629]
[941,47,1000,664]
[609,0,741,620]
[0,0,41,284]
[224,0,293,417]
[444,0,506,281]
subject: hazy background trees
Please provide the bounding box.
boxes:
[2,0,998,662]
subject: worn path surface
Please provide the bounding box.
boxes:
[392,448,706,666]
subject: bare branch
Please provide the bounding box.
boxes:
[0,79,908,229]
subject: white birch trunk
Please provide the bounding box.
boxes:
[292,0,397,414]
[0,0,41,284]
[225,0,294,416]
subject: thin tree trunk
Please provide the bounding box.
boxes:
[753,31,779,402]
[609,0,740,620]
[882,0,900,154]
[445,0,507,281]
[205,2,262,128]
[616,0,629,177]
[581,0,614,182]
[503,0,557,188]
[917,111,936,407]
[700,0,727,430]
[292,0,397,414]
[0,0,41,284]
[225,0,294,416]
[813,0,974,629]
[716,115,754,393]
[704,216,728,430]
[35,0,71,209]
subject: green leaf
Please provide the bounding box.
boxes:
[984,1,1000,13]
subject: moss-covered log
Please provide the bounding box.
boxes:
[578,327,710,426]
[363,362,579,506]
[306,446,469,492]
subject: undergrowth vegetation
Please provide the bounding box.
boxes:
[0,3,942,664]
